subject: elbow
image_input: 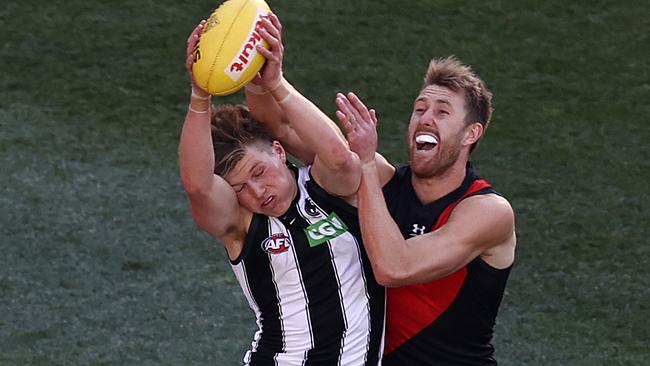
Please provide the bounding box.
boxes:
[180,174,211,199]
[332,145,356,166]
[373,263,409,288]
[327,146,359,172]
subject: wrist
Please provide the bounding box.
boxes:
[188,105,210,114]
[189,98,211,114]
[361,159,377,173]
[245,82,267,95]
[270,78,292,104]
[191,85,210,100]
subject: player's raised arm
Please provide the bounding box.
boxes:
[254,13,360,197]
[179,21,243,245]
[245,77,316,165]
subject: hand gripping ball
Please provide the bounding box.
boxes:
[192,0,271,96]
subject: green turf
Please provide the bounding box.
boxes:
[1,0,648,364]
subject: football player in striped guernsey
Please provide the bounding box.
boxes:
[180,15,385,365]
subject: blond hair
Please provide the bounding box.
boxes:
[423,56,493,152]
[210,104,273,176]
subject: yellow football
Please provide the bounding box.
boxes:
[192,0,271,96]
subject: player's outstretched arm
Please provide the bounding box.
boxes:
[254,13,360,197]
[179,21,243,245]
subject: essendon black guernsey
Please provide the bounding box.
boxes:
[230,165,385,366]
[382,163,512,366]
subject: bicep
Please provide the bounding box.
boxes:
[186,175,242,239]
[311,154,361,197]
[398,195,515,285]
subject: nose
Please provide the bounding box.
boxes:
[248,181,266,199]
[419,109,435,126]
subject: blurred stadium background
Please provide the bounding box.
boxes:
[1,0,648,364]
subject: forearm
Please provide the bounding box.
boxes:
[245,83,285,138]
[245,81,315,163]
[178,94,215,194]
[270,79,351,169]
[357,162,409,286]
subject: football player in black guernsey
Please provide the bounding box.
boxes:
[335,57,516,366]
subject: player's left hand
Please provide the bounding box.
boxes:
[255,12,284,91]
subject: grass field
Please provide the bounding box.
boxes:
[1,0,648,364]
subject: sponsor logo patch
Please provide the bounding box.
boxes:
[225,8,269,81]
[261,233,292,254]
[304,213,348,247]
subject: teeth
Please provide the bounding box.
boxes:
[415,134,438,145]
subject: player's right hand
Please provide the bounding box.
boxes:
[186,20,210,99]
[336,92,379,164]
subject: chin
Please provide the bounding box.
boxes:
[411,165,439,179]
[266,201,289,218]
[411,157,454,179]
[409,153,436,176]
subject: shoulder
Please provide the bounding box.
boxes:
[452,193,516,268]
[383,164,410,191]
[454,193,514,229]
[462,192,513,212]
[393,164,410,179]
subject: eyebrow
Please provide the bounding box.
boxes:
[414,96,453,107]
[250,162,262,173]
[228,161,260,187]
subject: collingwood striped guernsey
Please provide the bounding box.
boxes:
[230,165,386,366]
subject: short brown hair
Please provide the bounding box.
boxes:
[210,104,273,176]
[423,56,493,152]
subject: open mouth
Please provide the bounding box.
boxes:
[262,196,274,208]
[415,134,438,151]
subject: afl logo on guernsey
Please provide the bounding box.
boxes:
[261,234,292,254]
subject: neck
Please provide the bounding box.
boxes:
[411,160,468,204]
[289,168,298,200]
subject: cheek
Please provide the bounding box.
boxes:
[407,120,416,141]
[236,191,256,209]
[408,115,417,130]
[266,173,291,195]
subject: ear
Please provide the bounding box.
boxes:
[272,140,286,163]
[463,122,484,147]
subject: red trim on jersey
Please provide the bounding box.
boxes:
[385,179,492,354]
[433,180,492,231]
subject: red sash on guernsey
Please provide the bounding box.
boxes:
[384,179,492,354]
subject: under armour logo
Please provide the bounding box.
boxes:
[410,224,426,237]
